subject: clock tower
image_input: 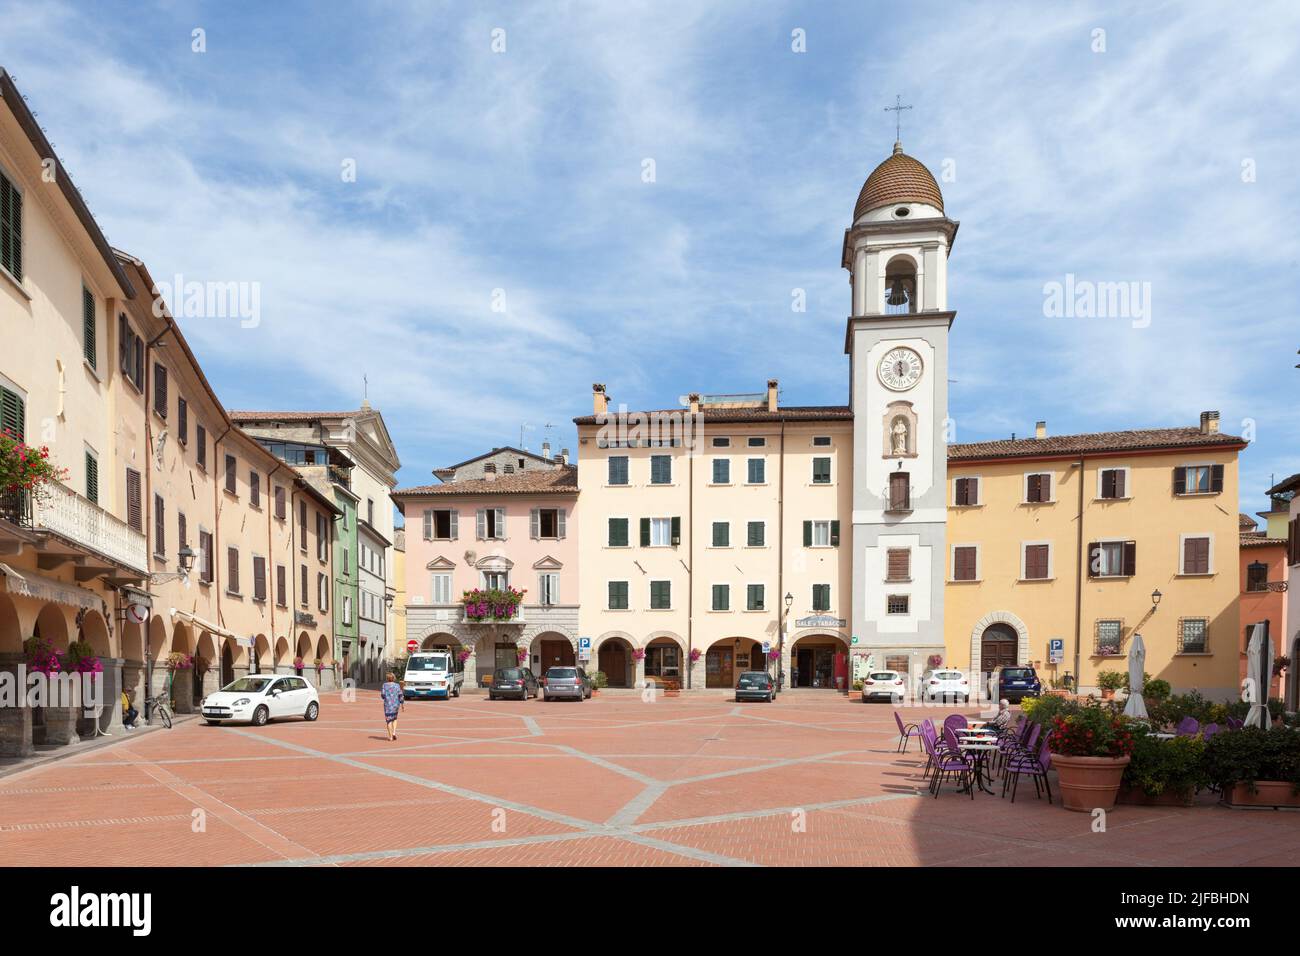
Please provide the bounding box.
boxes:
[843,141,957,681]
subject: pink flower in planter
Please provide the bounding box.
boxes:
[632,648,646,661]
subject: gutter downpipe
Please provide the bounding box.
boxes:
[264,461,284,674]
[777,416,786,693]
[687,442,694,689]
[1073,455,1085,693]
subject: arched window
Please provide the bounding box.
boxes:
[884,257,918,314]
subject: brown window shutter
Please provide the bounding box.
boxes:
[1041,473,1051,500]
[1173,467,1186,495]
[178,511,187,549]
[253,556,266,601]
[1114,469,1125,498]
[1087,541,1100,578]
[1209,464,1224,493]
[277,564,287,606]
[1100,470,1114,498]
[955,478,968,506]
[1123,541,1137,576]
[227,548,239,593]
[1026,474,1040,502]
[887,548,910,581]
[125,468,142,531]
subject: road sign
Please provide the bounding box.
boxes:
[407,639,418,653]
[761,641,771,654]
[1048,638,1064,664]
[579,637,591,651]
[851,635,859,646]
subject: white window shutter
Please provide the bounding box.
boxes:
[496,507,505,539]
[423,509,433,540]
[449,510,458,540]
[558,508,566,539]
[476,509,486,540]
[530,508,539,539]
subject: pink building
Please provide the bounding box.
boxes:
[394,448,579,684]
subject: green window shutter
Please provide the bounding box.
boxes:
[609,518,628,547]
[748,521,764,547]
[671,516,681,545]
[830,520,840,547]
[712,522,728,547]
[747,584,764,610]
[712,584,728,611]
[85,452,98,504]
[0,386,24,442]
[803,521,812,547]
[82,288,96,369]
[640,517,651,547]
[0,172,21,279]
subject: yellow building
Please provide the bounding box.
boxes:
[945,414,1245,698]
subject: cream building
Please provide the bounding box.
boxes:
[574,383,854,690]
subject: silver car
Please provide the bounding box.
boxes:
[543,666,591,701]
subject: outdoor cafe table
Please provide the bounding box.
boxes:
[958,741,1000,794]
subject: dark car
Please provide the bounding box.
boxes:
[542,666,591,701]
[734,671,775,703]
[996,665,1042,703]
[488,667,539,701]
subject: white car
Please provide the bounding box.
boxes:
[922,668,971,703]
[861,670,907,703]
[201,675,320,726]
[403,651,464,700]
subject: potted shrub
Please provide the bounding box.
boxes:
[1203,727,1300,808]
[462,586,527,622]
[1095,670,1125,700]
[589,670,608,695]
[1047,703,1136,811]
[1119,730,1207,806]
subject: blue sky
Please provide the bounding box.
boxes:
[2,0,1297,514]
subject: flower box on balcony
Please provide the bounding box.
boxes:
[461,587,527,623]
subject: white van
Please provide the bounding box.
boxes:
[403,650,464,700]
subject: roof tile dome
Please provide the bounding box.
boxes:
[853,142,944,221]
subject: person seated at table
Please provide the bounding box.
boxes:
[989,699,1014,733]
[122,690,139,730]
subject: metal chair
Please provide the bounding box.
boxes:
[894,709,922,753]
[1002,735,1053,804]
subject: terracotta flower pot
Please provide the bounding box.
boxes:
[1223,781,1300,809]
[1049,753,1131,811]
[1100,689,1115,700]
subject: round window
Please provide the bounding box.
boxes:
[893,206,911,218]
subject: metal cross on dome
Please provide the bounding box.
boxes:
[885,94,912,141]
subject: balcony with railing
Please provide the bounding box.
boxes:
[1,482,148,574]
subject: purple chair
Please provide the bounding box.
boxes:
[921,726,974,799]
[943,714,968,738]
[895,709,922,753]
[1002,735,1053,804]
[1226,717,1244,731]
[1176,716,1200,737]
[1202,722,1220,740]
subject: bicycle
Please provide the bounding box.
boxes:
[146,694,173,729]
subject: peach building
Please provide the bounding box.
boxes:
[395,447,579,684]
[0,67,337,757]
[1237,522,1286,701]
[1269,472,1300,708]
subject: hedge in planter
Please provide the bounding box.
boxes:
[1203,727,1300,807]
[1121,730,1207,805]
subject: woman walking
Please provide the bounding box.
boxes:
[381,671,404,740]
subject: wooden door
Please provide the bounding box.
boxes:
[600,643,628,687]
[980,625,1018,673]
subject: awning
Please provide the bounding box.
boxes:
[170,609,251,646]
[0,563,105,613]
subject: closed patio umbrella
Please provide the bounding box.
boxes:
[1245,622,1273,729]
[1122,632,1148,720]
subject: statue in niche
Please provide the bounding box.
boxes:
[890,417,909,457]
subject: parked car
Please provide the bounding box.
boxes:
[542,666,591,701]
[734,671,775,703]
[921,668,970,703]
[489,667,539,701]
[403,650,464,700]
[201,675,319,726]
[995,665,1042,703]
[861,670,907,703]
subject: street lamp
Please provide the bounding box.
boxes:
[149,544,196,587]
[1150,588,1162,613]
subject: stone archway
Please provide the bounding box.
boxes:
[273,636,290,673]
[595,632,635,688]
[252,634,270,674]
[530,630,575,673]
[789,632,849,689]
[968,610,1029,682]
[644,632,685,687]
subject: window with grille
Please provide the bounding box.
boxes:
[1246,561,1269,592]
[886,595,909,615]
[1095,620,1123,655]
[1178,618,1208,654]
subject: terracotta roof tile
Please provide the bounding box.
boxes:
[854,143,945,220]
[573,405,852,426]
[229,410,366,422]
[1239,513,1259,531]
[1267,472,1300,496]
[948,426,1245,462]
[393,466,578,498]
[1240,534,1286,549]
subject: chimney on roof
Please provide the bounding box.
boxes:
[541,441,551,460]
[592,383,608,416]
[766,379,779,413]
[560,447,570,465]
[688,392,700,416]
[1035,421,1047,440]
[1200,410,1220,435]
[484,462,497,481]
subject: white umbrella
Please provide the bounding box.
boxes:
[1123,632,1148,719]
[1245,623,1273,729]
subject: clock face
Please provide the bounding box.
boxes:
[878,347,923,391]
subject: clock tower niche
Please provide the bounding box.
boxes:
[843,140,958,681]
